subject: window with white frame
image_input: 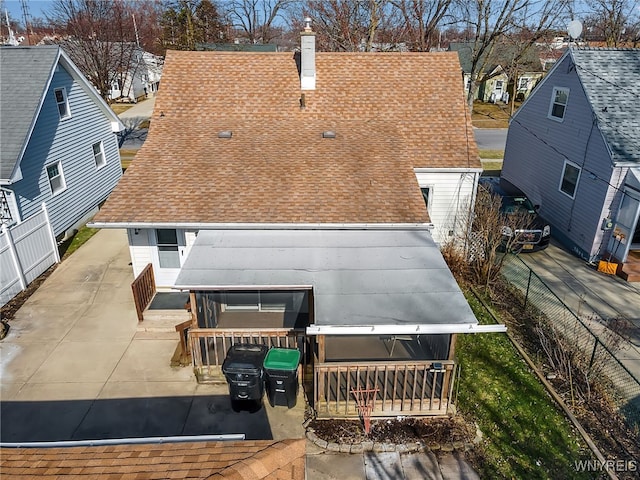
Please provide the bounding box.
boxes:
[46,161,66,195]
[156,229,180,268]
[549,87,569,121]
[92,141,106,168]
[420,187,432,211]
[518,77,529,90]
[54,87,70,119]
[559,160,581,198]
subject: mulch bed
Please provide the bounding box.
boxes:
[0,265,57,323]
[309,416,476,446]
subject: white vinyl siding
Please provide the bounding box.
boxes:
[128,228,198,289]
[156,229,180,268]
[414,170,478,244]
[54,87,70,119]
[559,160,581,198]
[548,87,569,121]
[46,161,66,195]
[128,228,153,279]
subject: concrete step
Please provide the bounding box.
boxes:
[619,264,640,283]
[618,252,640,282]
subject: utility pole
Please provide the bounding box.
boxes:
[19,0,31,44]
[132,13,140,48]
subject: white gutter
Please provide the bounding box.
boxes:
[0,434,245,448]
[88,222,435,231]
[414,167,483,173]
[173,284,313,291]
[305,323,507,335]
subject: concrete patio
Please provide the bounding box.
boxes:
[0,228,479,479]
[0,229,304,443]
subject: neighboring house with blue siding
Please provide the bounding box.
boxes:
[0,45,124,239]
[502,47,640,281]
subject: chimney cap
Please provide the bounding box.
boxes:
[303,17,312,31]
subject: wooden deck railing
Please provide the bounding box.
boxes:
[314,360,456,418]
[189,328,307,383]
[131,263,155,322]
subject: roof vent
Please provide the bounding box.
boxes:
[218,130,232,139]
[322,131,336,139]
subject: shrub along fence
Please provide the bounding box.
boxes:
[500,254,640,436]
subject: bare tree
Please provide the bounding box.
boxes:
[454,0,568,108]
[300,0,404,52]
[47,0,143,100]
[583,0,640,47]
[389,0,453,51]
[443,184,539,289]
[223,0,289,44]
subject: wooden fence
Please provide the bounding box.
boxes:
[314,360,455,418]
[189,328,307,383]
[131,263,155,322]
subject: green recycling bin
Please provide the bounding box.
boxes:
[263,348,301,408]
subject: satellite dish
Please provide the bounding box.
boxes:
[567,20,583,40]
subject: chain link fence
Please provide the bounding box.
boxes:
[500,254,640,435]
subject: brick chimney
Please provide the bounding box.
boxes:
[300,17,316,90]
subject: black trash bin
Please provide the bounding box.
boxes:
[263,348,301,408]
[222,344,269,404]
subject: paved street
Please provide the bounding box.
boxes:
[117,97,154,149]
[473,128,507,151]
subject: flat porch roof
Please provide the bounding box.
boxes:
[174,229,485,333]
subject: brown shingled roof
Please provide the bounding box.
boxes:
[0,439,305,479]
[96,50,478,225]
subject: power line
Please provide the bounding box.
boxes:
[573,62,640,100]
[493,101,636,202]
[19,0,31,44]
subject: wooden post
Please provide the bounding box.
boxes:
[317,335,325,363]
[190,291,198,329]
[448,333,457,360]
[307,288,315,325]
[317,334,325,412]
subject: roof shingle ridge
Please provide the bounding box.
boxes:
[577,46,640,51]
[206,439,305,479]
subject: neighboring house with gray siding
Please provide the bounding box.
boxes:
[0,45,124,239]
[502,47,640,281]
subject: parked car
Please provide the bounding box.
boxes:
[478,176,551,252]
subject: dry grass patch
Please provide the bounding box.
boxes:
[472,101,520,128]
[110,103,135,115]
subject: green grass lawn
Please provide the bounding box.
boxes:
[457,291,596,479]
[479,149,504,159]
[59,225,99,260]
